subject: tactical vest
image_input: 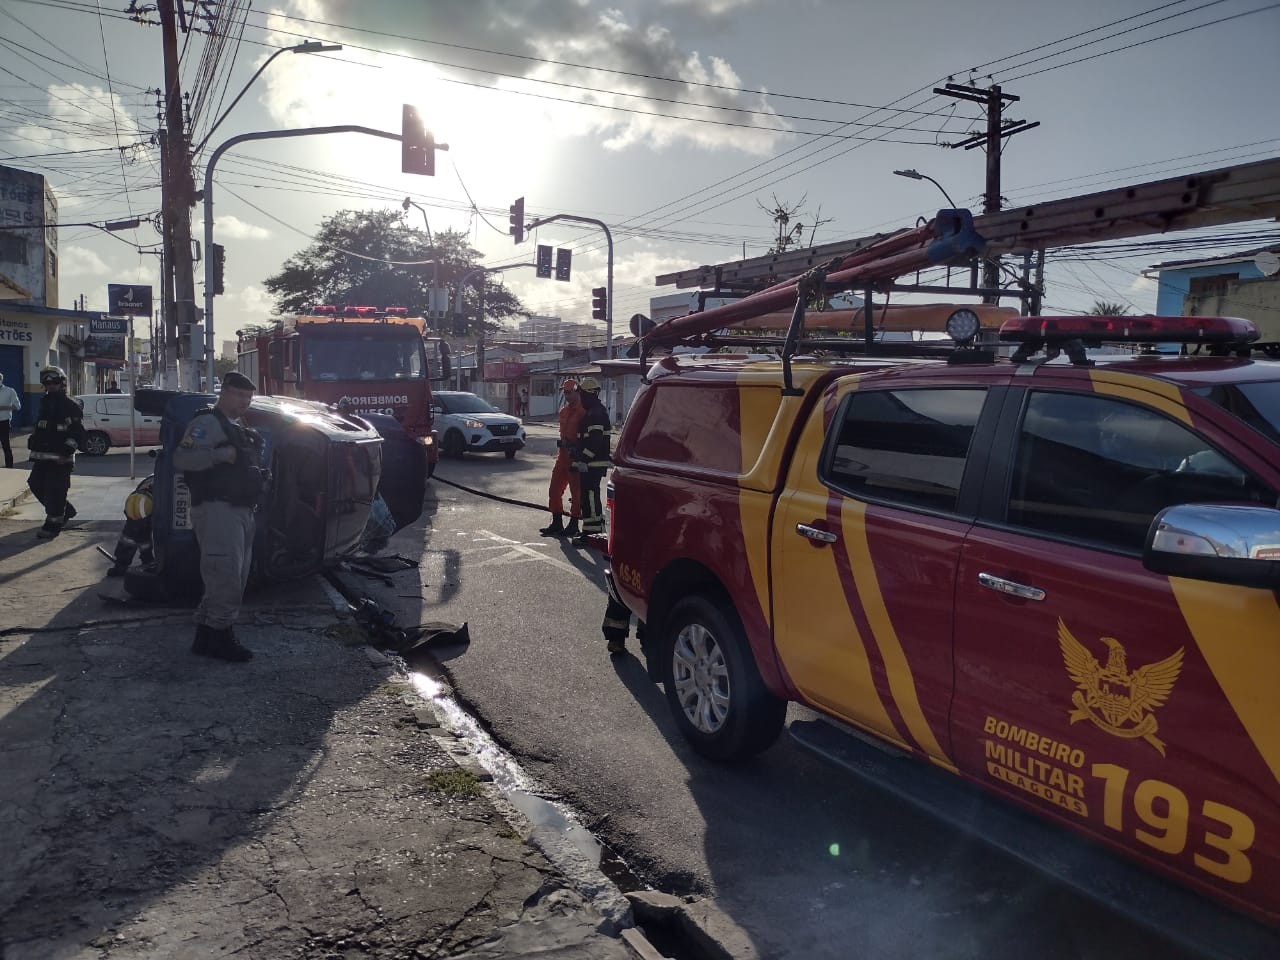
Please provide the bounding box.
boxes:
[184,408,267,507]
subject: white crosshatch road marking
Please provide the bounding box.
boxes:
[471,530,580,574]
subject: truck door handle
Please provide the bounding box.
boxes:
[978,572,1045,601]
[796,522,838,545]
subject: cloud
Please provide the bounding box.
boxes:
[59,246,110,277]
[239,284,273,315]
[216,215,271,240]
[259,0,788,155]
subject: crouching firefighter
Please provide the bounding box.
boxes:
[172,372,267,662]
[106,475,156,576]
[569,377,611,547]
[28,365,87,539]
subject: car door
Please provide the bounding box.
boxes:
[771,373,1005,766]
[951,375,1280,921]
[103,396,136,444]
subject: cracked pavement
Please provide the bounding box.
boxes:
[0,515,635,960]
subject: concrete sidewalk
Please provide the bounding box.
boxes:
[0,507,647,957]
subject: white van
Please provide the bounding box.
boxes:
[74,394,162,455]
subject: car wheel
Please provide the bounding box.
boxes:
[82,431,110,456]
[505,449,517,460]
[662,594,786,761]
[443,430,465,458]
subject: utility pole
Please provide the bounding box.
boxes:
[157,0,197,388]
[937,82,1038,304]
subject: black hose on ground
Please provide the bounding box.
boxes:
[430,471,547,512]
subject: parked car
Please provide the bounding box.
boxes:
[608,311,1280,931]
[432,390,526,459]
[74,391,163,454]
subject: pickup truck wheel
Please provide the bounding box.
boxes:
[82,431,110,456]
[504,449,517,460]
[662,594,786,761]
[442,430,465,458]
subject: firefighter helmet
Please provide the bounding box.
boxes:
[39,365,68,386]
[578,376,601,393]
[124,490,154,521]
[560,378,578,391]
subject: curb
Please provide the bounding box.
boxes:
[0,484,32,512]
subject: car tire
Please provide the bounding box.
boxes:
[82,431,110,456]
[662,594,786,761]
[505,449,517,460]
[443,430,465,458]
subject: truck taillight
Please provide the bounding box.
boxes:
[606,481,615,555]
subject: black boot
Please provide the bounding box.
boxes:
[539,514,565,537]
[563,517,580,538]
[194,626,253,662]
[36,517,62,540]
[191,623,215,655]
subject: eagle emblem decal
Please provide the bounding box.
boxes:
[1058,619,1184,756]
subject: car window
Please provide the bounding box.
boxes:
[105,398,132,417]
[822,387,988,513]
[94,399,109,415]
[1005,390,1275,553]
[440,394,497,415]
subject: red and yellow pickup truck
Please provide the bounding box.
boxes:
[607,314,1280,928]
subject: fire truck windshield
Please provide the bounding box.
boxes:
[306,332,425,382]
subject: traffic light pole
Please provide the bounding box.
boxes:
[522,214,613,360]
[202,125,403,386]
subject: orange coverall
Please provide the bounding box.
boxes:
[548,401,585,518]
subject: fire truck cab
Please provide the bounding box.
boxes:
[237,305,450,467]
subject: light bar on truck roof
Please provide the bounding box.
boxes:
[312,305,337,315]
[998,315,1259,344]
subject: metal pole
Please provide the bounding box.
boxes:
[127,313,135,480]
[202,125,402,387]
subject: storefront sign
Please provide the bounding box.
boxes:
[0,316,33,343]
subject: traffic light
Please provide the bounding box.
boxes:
[536,244,553,279]
[591,286,607,321]
[508,197,524,244]
[211,242,225,296]
[401,104,435,176]
[555,247,571,282]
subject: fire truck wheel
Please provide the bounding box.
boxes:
[82,431,110,456]
[661,593,786,761]
[443,430,466,458]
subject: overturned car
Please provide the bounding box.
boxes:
[124,390,424,600]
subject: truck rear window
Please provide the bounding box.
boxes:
[1194,381,1280,447]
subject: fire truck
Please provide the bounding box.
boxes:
[237,305,451,469]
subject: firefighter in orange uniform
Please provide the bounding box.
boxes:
[539,378,585,538]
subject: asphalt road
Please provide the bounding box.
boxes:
[332,427,1254,960]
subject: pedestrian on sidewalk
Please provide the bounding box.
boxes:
[27,366,86,539]
[173,371,267,663]
[517,385,529,418]
[569,377,611,547]
[0,371,19,468]
[539,378,584,538]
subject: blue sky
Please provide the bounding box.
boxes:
[2,0,1278,345]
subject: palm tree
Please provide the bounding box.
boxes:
[1088,300,1131,316]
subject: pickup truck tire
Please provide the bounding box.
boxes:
[662,594,786,761]
[82,431,110,456]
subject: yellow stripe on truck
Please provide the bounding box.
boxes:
[1089,370,1193,427]
[842,498,958,772]
[1170,577,1280,787]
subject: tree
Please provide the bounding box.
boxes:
[757,193,834,253]
[1087,300,1131,316]
[262,209,526,336]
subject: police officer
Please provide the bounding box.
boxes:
[570,376,611,547]
[539,378,584,538]
[173,371,267,662]
[106,475,156,576]
[28,365,87,539]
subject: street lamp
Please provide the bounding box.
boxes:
[193,41,343,154]
[893,168,959,209]
[401,197,439,288]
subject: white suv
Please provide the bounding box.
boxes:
[432,391,526,459]
[74,393,162,455]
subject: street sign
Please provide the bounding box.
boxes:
[107,284,153,316]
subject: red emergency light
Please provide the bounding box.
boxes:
[312,305,337,316]
[383,306,409,316]
[340,305,378,318]
[999,314,1259,344]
